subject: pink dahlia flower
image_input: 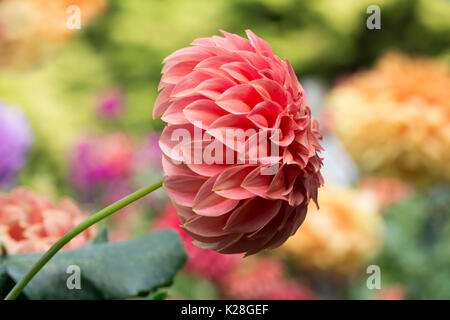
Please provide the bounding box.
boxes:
[0,188,96,253]
[155,30,324,255]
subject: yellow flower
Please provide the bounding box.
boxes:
[280,187,383,274]
[326,52,450,184]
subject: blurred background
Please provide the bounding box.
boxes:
[0,0,449,299]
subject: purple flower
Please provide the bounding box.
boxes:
[0,101,32,187]
[135,132,162,171]
[96,87,125,120]
[69,132,134,199]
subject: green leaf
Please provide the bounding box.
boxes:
[168,274,220,300]
[145,290,168,300]
[1,230,187,300]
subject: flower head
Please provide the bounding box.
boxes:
[356,176,413,207]
[0,188,95,253]
[96,87,126,120]
[155,30,324,255]
[0,101,32,187]
[326,52,450,184]
[69,132,134,194]
[281,187,383,274]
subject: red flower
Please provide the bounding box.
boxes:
[220,256,317,300]
[155,204,240,281]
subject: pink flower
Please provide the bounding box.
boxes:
[154,30,324,255]
[96,87,126,120]
[155,204,240,281]
[373,285,405,300]
[69,132,134,194]
[0,188,96,253]
[220,256,317,300]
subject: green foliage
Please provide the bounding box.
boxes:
[350,185,450,299]
[0,230,187,300]
[167,274,220,300]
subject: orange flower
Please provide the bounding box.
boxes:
[280,187,383,274]
[0,188,95,253]
[356,176,413,207]
[326,52,450,184]
[0,0,107,68]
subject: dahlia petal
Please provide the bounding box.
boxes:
[265,205,303,250]
[172,202,197,223]
[183,214,230,237]
[238,133,282,166]
[216,84,264,114]
[171,71,212,98]
[289,203,308,235]
[153,85,175,118]
[295,115,310,131]
[213,165,256,199]
[284,58,303,94]
[163,46,213,64]
[294,130,315,157]
[265,166,289,199]
[220,30,255,52]
[241,166,272,198]
[286,142,310,168]
[162,95,205,125]
[220,62,262,83]
[251,79,287,108]
[207,114,258,151]
[183,99,228,129]
[247,101,284,128]
[192,176,240,216]
[162,154,196,176]
[212,35,236,50]
[287,177,306,207]
[241,209,289,255]
[246,30,273,56]
[195,78,235,100]
[183,229,231,244]
[164,175,207,207]
[191,37,217,47]
[237,50,271,70]
[274,116,296,147]
[161,61,199,84]
[185,145,231,177]
[224,198,282,233]
[159,124,195,162]
[194,56,240,80]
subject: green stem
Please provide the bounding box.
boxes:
[5,179,164,300]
